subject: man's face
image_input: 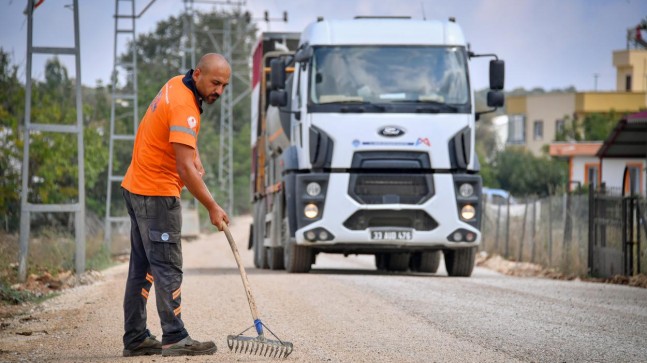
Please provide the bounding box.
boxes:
[193,64,231,104]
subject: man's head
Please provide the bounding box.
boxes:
[192,53,231,104]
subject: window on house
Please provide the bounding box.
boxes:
[625,74,632,92]
[507,115,525,144]
[533,120,543,140]
[585,164,599,190]
[555,119,565,139]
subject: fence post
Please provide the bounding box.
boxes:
[519,198,528,262]
[495,202,502,254]
[564,191,573,254]
[505,195,511,258]
[636,198,642,274]
[548,195,553,266]
[481,194,487,251]
[531,196,537,263]
[587,184,595,276]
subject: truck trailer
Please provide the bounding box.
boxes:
[249,16,504,276]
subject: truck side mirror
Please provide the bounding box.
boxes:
[487,90,504,108]
[270,59,286,90]
[489,60,505,90]
[270,90,288,107]
[294,46,313,63]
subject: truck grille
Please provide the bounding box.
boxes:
[349,174,433,204]
[349,151,434,205]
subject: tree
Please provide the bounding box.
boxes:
[582,111,619,141]
[0,50,109,232]
[0,49,24,231]
[492,147,566,196]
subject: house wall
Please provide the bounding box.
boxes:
[575,92,647,115]
[613,49,647,92]
[525,93,575,155]
[601,158,646,195]
[571,156,600,189]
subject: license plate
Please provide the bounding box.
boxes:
[370,230,412,241]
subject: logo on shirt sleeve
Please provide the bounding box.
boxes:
[187,116,197,129]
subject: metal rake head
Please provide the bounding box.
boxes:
[227,334,293,358]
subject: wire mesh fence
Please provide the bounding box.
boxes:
[482,189,647,277]
[481,193,590,276]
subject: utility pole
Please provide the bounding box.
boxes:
[19,0,85,281]
[181,0,196,73]
[218,17,235,216]
[104,0,157,248]
[593,73,599,91]
[198,1,253,217]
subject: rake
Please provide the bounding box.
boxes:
[222,224,293,358]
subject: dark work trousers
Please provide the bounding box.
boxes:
[122,188,189,349]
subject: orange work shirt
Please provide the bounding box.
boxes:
[122,72,202,197]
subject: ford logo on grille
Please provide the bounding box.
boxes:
[378,126,405,137]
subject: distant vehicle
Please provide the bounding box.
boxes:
[482,187,515,205]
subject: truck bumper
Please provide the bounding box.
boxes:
[294,173,480,250]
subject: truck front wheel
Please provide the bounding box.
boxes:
[284,239,312,273]
[375,253,388,271]
[267,218,288,270]
[410,251,441,273]
[443,247,476,277]
[253,201,268,269]
[386,253,410,271]
[267,247,284,270]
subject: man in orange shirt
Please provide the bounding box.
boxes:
[121,53,231,357]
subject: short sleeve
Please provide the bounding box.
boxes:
[169,104,199,149]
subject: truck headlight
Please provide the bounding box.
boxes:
[306,182,321,197]
[458,183,474,198]
[460,204,476,220]
[304,203,319,219]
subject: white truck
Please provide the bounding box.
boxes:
[249,17,504,276]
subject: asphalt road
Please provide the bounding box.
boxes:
[1,214,646,362]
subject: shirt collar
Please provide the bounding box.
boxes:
[182,69,203,114]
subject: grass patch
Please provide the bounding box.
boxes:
[0,282,36,305]
[86,243,115,271]
[0,281,56,305]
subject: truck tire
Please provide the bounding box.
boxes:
[284,239,312,273]
[386,253,410,272]
[268,217,288,270]
[253,201,268,269]
[267,247,285,270]
[410,251,441,273]
[443,247,476,277]
[375,253,388,271]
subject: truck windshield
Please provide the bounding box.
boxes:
[309,46,470,112]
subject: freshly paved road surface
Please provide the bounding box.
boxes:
[1,215,646,362]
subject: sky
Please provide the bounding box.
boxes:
[0,0,646,92]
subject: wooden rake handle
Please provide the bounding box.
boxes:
[221,224,264,335]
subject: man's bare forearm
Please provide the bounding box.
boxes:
[177,163,218,210]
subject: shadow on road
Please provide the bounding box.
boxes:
[184,266,447,278]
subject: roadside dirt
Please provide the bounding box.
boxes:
[476,251,647,288]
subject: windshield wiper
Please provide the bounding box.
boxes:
[330,101,386,113]
[388,99,459,113]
